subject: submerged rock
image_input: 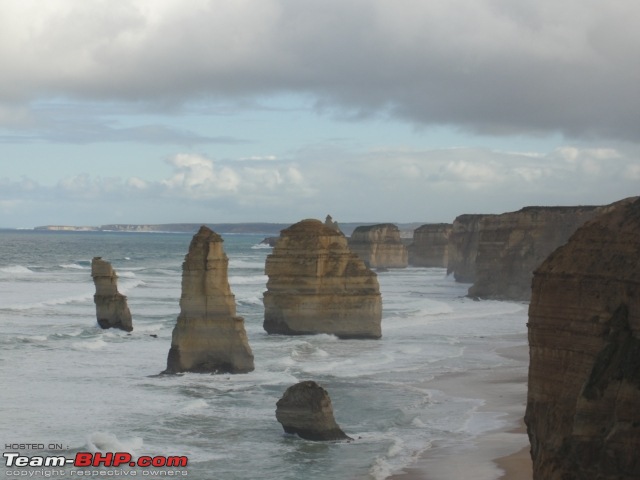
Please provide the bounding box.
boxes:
[276,381,352,441]
[348,223,408,268]
[525,197,640,480]
[263,219,382,339]
[91,257,133,332]
[165,226,254,374]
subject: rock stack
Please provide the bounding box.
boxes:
[408,223,452,268]
[263,219,382,339]
[91,257,133,332]
[525,197,640,479]
[165,226,254,374]
[276,381,351,441]
[348,223,408,269]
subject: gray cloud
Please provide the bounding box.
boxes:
[1,0,639,141]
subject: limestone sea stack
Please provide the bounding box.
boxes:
[408,223,452,268]
[468,205,604,301]
[263,219,382,339]
[525,197,640,480]
[276,381,352,441]
[165,226,254,374]
[91,257,133,332]
[348,223,408,269]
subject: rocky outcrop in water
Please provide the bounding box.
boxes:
[408,223,452,268]
[276,381,352,441]
[446,214,492,283]
[91,257,133,332]
[263,219,382,339]
[348,223,408,269]
[468,206,604,301]
[525,197,640,480]
[165,226,254,374]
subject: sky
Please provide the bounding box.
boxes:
[1,0,639,228]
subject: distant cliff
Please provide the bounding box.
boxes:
[468,206,605,301]
[408,223,452,268]
[348,224,408,269]
[446,214,492,283]
[525,197,640,480]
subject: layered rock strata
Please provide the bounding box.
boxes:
[525,197,640,480]
[276,381,352,441]
[408,223,452,268]
[165,226,254,374]
[91,257,133,332]
[348,223,408,269]
[446,214,492,283]
[468,206,603,300]
[263,219,382,339]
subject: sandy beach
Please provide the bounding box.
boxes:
[390,343,532,480]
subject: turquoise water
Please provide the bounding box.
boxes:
[0,230,528,479]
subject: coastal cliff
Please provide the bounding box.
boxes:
[263,219,382,339]
[91,257,133,332]
[525,197,640,480]
[348,223,408,269]
[446,214,491,283]
[165,226,254,374]
[408,223,452,268]
[468,206,604,300]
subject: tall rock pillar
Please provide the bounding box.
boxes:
[165,226,254,374]
[91,257,133,332]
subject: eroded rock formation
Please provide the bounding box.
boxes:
[408,223,452,268]
[468,206,604,300]
[525,197,640,480]
[91,257,133,332]
[348,223,408,269]
[276,381,352,441]
[165,226,254,374]
[446,214,492,283]
[263,219,382,339]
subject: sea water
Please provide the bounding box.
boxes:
[0,230,528,479]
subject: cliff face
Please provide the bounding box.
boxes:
[348,223,408,268]
[408,223,452,268]
[468,206,603,300]
[165,226,254,374]
[525,197,640,480]
[446,214,491,283]
[263,219,382,339]
[91,257,133,332]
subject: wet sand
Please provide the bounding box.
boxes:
[389,344,532,480]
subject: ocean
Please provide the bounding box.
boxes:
[0,230,528,479]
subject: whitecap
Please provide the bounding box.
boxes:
[0,265,33,275]
[60,263,86,270]
[86,432,143,454]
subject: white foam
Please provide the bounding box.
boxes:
[0,265,33,275]
[87,432,144,455]
[60,263,86,270]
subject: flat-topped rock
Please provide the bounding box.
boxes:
[91,257,133,332]
[408,223,452,268]
[165,226,254,374]
[348,223,408,269]
[263,219,382,339]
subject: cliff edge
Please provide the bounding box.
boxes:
[525,197,640,479]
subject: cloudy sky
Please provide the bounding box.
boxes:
[1,0,639,228]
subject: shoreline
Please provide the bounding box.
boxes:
[389,343,532,480]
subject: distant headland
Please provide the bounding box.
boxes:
[33,222,423,236]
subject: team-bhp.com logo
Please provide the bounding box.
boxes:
[4,452,188,474]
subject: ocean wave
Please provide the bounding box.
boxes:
[228,274,268,285]
[250,243,272,250]
[86,432,143,455]
[60,263,86,270]
[0,265,33,275]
